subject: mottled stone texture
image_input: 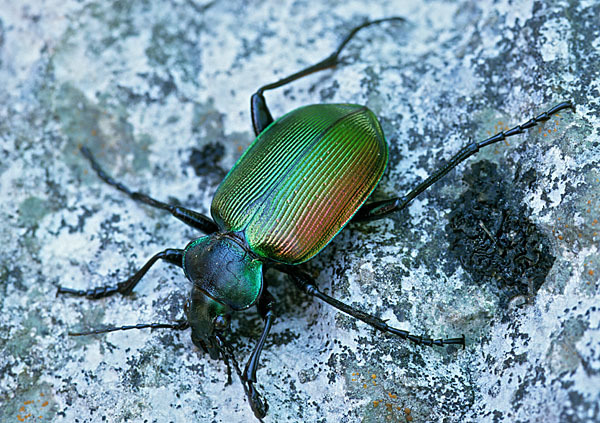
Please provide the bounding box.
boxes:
[0,1,598,422]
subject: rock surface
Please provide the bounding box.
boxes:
[0,1,598,422]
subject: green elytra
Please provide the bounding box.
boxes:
[213,104,387,264]
[182,104,386,312]
[57,16,573,420]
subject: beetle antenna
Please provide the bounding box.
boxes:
[68,320,190,336]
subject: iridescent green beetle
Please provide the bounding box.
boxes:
[57,17,573,419]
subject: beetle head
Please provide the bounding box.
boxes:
[182,234,263,359]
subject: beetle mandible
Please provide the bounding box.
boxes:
[57,17,574,419]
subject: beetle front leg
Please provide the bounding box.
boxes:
[243,289,276,419]
[276,265,465,348]
[81,146,219,234]
[250,17,405,135]
[354,101,574,222]
[57,248,184,299]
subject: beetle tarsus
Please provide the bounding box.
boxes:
[247,383,269,420]
[222,353,234,386]
[56,284,120,299]
[255,17,405,96]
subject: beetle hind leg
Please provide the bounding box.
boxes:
[353,101,575,222]
[277,265,465,348]
[250,17,405,135]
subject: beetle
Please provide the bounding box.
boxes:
[57,17,573,419]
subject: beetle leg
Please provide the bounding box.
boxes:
[221,352,233,386]
[276,265,465,348]
[57,248,184,299]
[242,290,275,418]
[244,290,276,384]
[353,101,575,222]
[81,146,219,234]
[249,93,274,137]
[215,335,268,420]
[250,17,405,135]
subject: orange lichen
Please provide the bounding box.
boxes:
[351,371,410,420]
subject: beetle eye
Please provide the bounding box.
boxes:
[213,315,230,331]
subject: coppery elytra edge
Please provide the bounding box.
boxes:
[57,17,574,420]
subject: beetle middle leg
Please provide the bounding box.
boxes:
[80,146,219,233]
[276,265,465,348]
[353,101,574,222]
[250,17,405,135]
[57,248,184,298]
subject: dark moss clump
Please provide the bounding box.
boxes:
[188,142,226,183]
[446,160,555,307]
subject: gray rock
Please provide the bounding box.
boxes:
[0,1,598,422]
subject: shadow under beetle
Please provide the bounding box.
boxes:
[57,17,574,419]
